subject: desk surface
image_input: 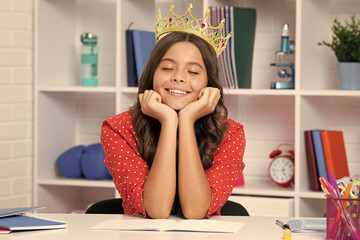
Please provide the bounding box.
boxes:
[1,214,325,240]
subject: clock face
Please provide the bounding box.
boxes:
[269,157,294,184]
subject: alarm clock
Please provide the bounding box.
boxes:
[268,144,294,187]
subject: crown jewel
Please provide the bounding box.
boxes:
[155,3,231,57]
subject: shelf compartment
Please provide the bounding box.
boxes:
[299,95,360,192]
[36,184,116,213]
[36,0,116,87]
[35,91,116,179]
[299,197,327,217]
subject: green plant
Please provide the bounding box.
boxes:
[318,15,360,62]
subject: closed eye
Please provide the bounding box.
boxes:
[162,67,173,71]
[188,71,199,75]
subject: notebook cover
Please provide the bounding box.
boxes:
[125,30,137,87]
[311,130,329,181]
[233,7,256,88]
[0,215,67,231]
[321,130,349,179]
[0,207,45,218]
[304,131,320,191]
[132,30,156,85]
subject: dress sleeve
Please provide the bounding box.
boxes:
[101,119,148,217]
[204,122,246,218]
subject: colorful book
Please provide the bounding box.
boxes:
[132,30,156,85]
[311,130,328,182]
[304,131,320,191]
[125,30,137,87]
[233,7,256,88]
[0,215,67,231]
[126,30,156,86]
[0,206,45,218]
[321,130,349,180]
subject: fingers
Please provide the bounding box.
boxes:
[199,87,220,112]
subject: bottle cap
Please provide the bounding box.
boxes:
[81,32,97,43]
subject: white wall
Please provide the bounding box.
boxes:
[0,0,33,207]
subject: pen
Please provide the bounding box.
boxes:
[275,220,289,229]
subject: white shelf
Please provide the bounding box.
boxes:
[37,178,114,188]
[38,86,117,93]
[34,0,360,217]
[232,181,295,197]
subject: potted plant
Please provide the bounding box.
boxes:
[318,15,360,90]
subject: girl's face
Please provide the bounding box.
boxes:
[153,41,208,110]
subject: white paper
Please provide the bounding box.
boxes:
[91,219,244,233]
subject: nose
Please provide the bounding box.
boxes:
[171,70,185,83]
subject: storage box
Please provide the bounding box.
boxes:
[326,196,360,240]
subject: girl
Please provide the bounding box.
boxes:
[101,9,245,220]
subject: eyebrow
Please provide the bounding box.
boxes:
[160,58,203,69]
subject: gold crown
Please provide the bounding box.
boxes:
[155,3,231,57]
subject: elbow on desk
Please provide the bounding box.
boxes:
[146,208,171,219]
[182,209,207,219]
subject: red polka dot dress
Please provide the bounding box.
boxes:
[101,110,245,217]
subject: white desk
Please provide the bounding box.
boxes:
[1,214,325,240]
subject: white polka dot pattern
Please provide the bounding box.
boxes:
[101,111,246,217]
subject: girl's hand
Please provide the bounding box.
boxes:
[139,90,177,124]
[179,87,220,124]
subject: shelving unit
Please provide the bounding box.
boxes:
[34,0,360,217]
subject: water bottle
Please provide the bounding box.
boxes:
[81,32,98,86]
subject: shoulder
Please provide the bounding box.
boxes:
[103,111,133,130]
[225,118,244,137]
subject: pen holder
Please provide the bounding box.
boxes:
[326,196,360,240]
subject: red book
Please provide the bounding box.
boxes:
[304,131,321,191]
[321,130,349,180]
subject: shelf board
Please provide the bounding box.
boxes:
[224,89,296,96]
[37,86,117,93]
[298,191,327,199]
[37,178,115,188]
[120,87,138,93]
[231,181,295,197]
[300,89,360,97]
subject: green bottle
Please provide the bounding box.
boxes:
[81,32,98,86]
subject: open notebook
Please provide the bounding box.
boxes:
[92,219,244,233]
[0,207,67,233]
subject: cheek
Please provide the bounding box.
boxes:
[152,71,162,91]
[191,76,208,92]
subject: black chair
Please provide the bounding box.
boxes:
[86,198,249,216]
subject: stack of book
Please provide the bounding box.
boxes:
[304,130,350,191]
[209,6,256,89]
[0,207,67,234]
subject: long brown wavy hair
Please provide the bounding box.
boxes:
[130,32,228,170]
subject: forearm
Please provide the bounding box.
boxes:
[143,119,178,218]
[178,117,211,219]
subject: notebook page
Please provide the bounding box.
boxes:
[91,219,176,231]
[165,220,244,233]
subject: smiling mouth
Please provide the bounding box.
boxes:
[166,89,190,95]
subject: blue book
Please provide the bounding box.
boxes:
[311,130,329,181]
[0,206,45,218]
[0,215,67,231]
[125,30,137,87]
[132,30,156,85]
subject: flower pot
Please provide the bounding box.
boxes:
[337,62,360,90]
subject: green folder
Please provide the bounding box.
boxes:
[233,8,256,88]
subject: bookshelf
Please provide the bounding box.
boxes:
[34,0,360,217]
